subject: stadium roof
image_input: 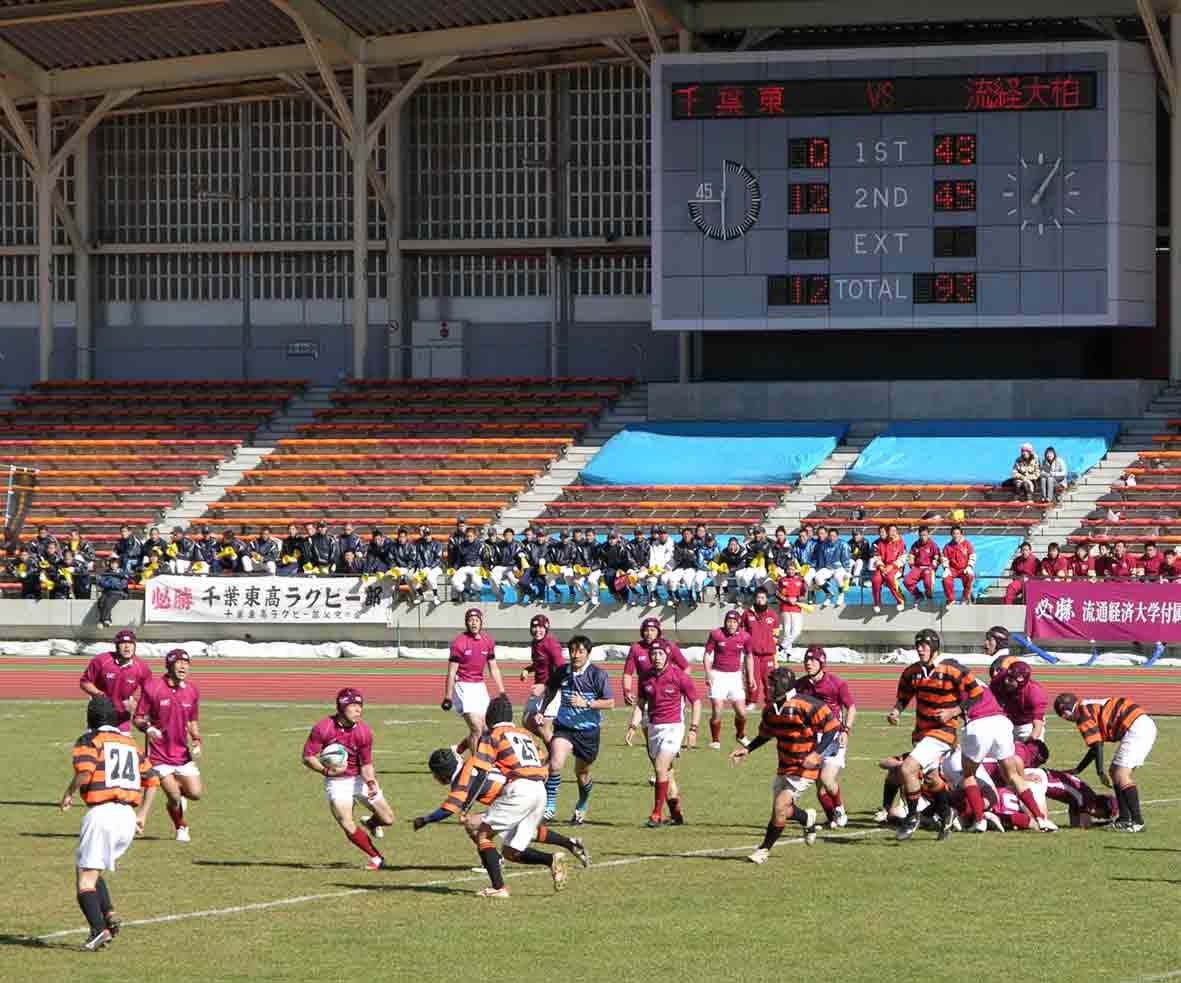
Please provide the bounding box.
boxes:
[0,0,1172,104]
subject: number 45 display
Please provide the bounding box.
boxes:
[687,160,762,241]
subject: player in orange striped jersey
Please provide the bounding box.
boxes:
[61,696,160,950]
[459,695,569,897]
[1055,693,1157,832]
[730,667,839,864]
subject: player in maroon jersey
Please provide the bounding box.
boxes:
[989,660,1047,741]
[132,649,202,843]
[79,629,151,734]
[703,610,753,749]
[302,689,395,869]
[1039,543,1069,580]
[631,643,700,827]
[903,526,941,606]
[741,586,780,708]
[520,614,565,746]
[443,608,506,756]
[1004,542,1039,604]
[795,646,856,828]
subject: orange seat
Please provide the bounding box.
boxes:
[312,406,602,420]
[830,484,997,493]
[546,500,776,511]
[811,517,1039,528]
[1069,535,1181,544]
[33,378,306,390]
[815,500,1042,511]
[28,485,188,495]
[198,517,485,532]
[0,439,239,448]
[566,485,789,494]
[1092,500,1181,509]
[345,375,631,388]
[225,485,523,497]
[207,500,506,511]
[247,468,536,479]
[276,438,565,448]
[265,453,555,465]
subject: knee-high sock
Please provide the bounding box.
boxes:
[77,889,105,935]
[760,820,785,851]
[536,825,575,851]
[479,847,505,889]
[95,877,112,916]
[575,780,593,811]
[347,827,380,858]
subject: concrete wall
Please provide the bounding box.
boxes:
[649,379,1165,421]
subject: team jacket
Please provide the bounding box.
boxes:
[1009,554,1039,578]
[337,532,364,558]
[626,538,651,569]
[713,545,746,573]
[72,725,160,808]
[672,541,699,570]
[545,539,577,568]
[517,539,547,570]
[909,539,942,569]
[417,537,444,568]
[768,542,794,571]
[1039,554,1069,578]
[791,537,817,569]
[599,541,631,570]
[874,538,906,572]
[114,535,144,566]
[306,533,339,568]
[388,540,421,569]
[250,537,281,564]
[815,538,851,571]
[942,540,975,573]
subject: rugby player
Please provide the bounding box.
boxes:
[795,646,855,828]
[79,628,151,734]
[520,614,564,748]
[703,610,753,749]
[443,608,506,756]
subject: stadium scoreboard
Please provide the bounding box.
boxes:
[652,43,1156,330]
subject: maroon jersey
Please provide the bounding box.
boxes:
[303,715,373,778]
[1039,555,1069,578]
[704,627,752,673]
[1141,553,1166,577]
[80,652,152,730]
[1010,555,1038,578]
[1069,555,1095,578]
[641,664,698,725]
[909,539,941,569]
[794,671,854,725]
[449,631,496,683]
[1106,553,1134,579]
[874,537,905,571]
[528,635,565,685]
[134,676,200,767]
[943,539,975,573]
[624,639,688,684]
[989,676,1048,729]
[741,607,780,655]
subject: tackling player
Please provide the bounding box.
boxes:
[539,635,614,824]
[133,648,202,843]
[794,646,855,828]
[79,628,151,733]
[1055,693,1157,831]
[520,614,564,749]
[443,608,506,755]
[61,696,160,950]
[990,660,1047,741]
[731,668,836,863]
[301,688,395,869]
[629,642,700,827]
[703,610,753,749]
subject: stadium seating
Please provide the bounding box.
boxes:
[539,485,791,531]
[208,377,635,536]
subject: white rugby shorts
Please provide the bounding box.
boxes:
[453,681,490,718]
[153,761,200,780]
[647,722,685,760]
[76,802,137,871]
[1112,715,1157,769]
[708,670,746,704]
[483,779,546,852]
[960,714,1015,763]
[324,776,385,807]
[910,735,954,775]
[772,773,814,799]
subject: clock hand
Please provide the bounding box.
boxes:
[1030,156,1062,207]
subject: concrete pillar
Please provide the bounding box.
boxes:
[351,62,368,379]
[37,95,51,381]
[75,128,91,380]
[1172,13,1181,380]
[548,250,559,379]
[677,28,693,385]
[386,107,403,378]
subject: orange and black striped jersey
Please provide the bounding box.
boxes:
[1076,697,1147,746]
[72,726,159,808]
[758,695,840,779]
[474,724,548,782]
[440,754,506,815]
[895,658,971,747]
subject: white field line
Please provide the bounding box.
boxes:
[1123,973,1181,983]
[33,796,1181,942]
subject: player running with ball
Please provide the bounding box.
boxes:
[302,688,395,869]
[731,668,837,863]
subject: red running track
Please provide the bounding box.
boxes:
[2,660,1180,713]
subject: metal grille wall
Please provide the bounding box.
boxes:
[250,252,387,301]
[407,74,552,240]
[413,254,547,298]
[571,254,650,296]
[97,253,241,302]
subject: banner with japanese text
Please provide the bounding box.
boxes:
[144,576,398,624]
[1024,580,1181,643]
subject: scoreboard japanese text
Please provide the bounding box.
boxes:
[651,43,1156,331]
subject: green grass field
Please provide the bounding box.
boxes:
[2,701,1178,983]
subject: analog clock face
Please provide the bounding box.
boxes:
[1001,151,1081,235]
[687,159,762,241]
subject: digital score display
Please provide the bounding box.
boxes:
[653,43,1157,330]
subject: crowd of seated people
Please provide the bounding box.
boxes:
[1008,443,1069,503]
[1003,538,1176,605]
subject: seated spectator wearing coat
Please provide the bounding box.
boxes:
[1010,443,1041,502]
[95,556,130,627]
[1038,446,1068,503]
[1004,541,1039,604]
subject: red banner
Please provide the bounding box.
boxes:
[1024,580,1181,643]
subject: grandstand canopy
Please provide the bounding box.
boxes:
[0,0,1172,104]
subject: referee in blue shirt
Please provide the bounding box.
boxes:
[538,635,614,825]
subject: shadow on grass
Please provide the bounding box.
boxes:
[1104,846,1181,854]
[193,860,355,871]
[0,935,76,951]
[330,881,469,896]
[19,832,163,842]
[1110,876,1181,885]
[0,800,58,809]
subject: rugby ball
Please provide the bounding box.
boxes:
[319,743,349,770]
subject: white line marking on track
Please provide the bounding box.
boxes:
[35,797,1181,942]
[1121,972,1181,983]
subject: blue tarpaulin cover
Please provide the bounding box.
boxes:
[847,421,1120,486]
[580,422,848,487]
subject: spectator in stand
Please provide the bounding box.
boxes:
[870,524,906,614]
[1040,542,1069,580]
[1068,542,1097,582]
[60,547,91,598]
[451,525,489,603]
[1136,541,1165,581]
[141,527,167,573]
[447,518,468,566]
[415,525,444,606]
[692,532,718,604]
[940,524,976,606]
[305,520,339,575]
[599,530,631,605]
[164,526,196,575]
[12,547,42,599]
[582,529,605,607]
[648,526,675,604]
[1094,542,1112,579]
[712,536,746,603]
[244,526,279,575]
[65,527,95,576]
[813,527,852,608]
[1039,446,1068,503]
[540,529,574,603]
[1004,542,1039,604]
[1107,540,1134,581]
[847,529,871,589]
[278,522,305,577]
[569,528,595,606]
[336,548,365,576]
[1163,547,1181,582]
[791,524,818,588]
[1011,443,1041,502]
[735,526,769,596]
[489,528,521,601]
[386,526,418,588]
[95,556,130,627]
[30,524,58,558]
[903,525,941,606]
[337,522,364,562]
[214,529,247,575]
[667,528,699,605]
[190,526,214,576]
[42,546,72,599]
[516,527,546,604]
[363,529,391,577]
